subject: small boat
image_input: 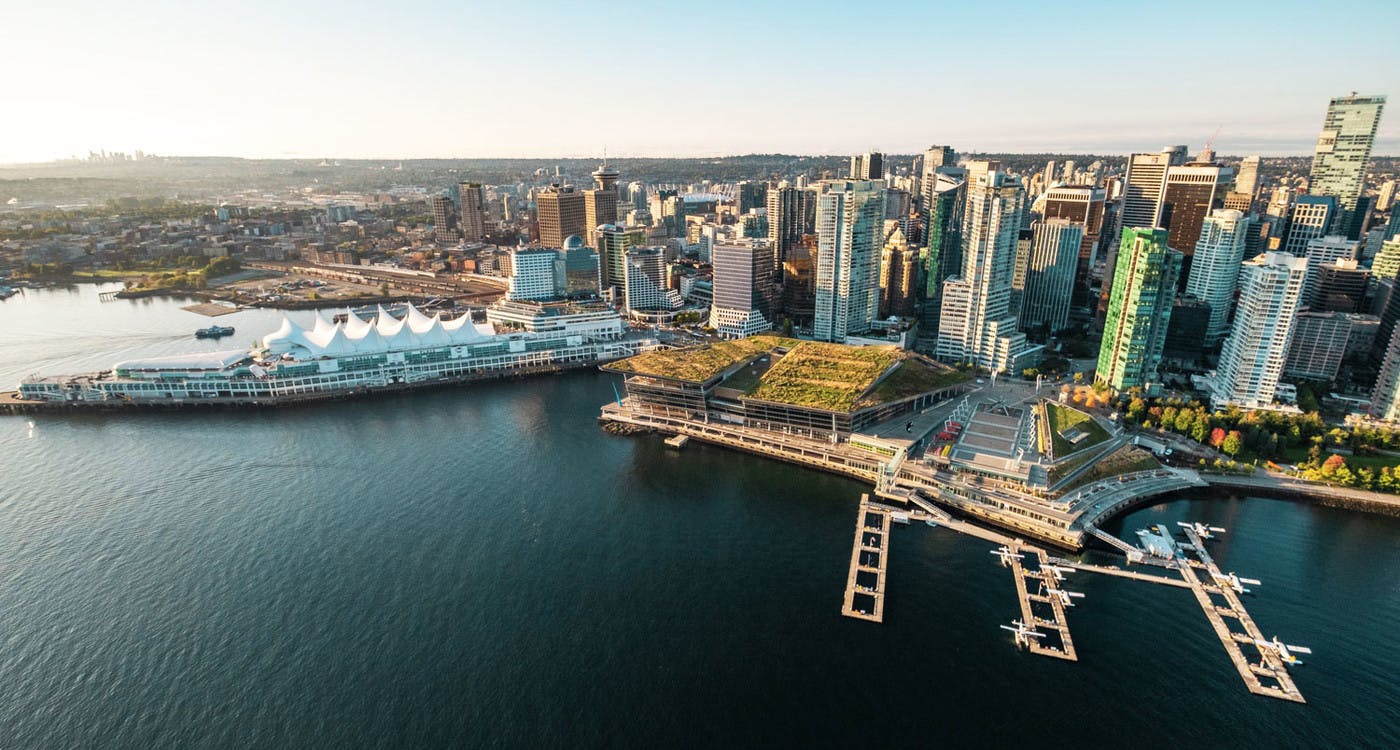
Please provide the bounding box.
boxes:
[195,325,235,339]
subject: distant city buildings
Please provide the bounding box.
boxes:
[537,185,586,248]
[458,182,486,243]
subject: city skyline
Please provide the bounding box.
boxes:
[4,0,1400,165]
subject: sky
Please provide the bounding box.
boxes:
[3,0,1399,163]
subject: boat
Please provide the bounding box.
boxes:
[195,325,236,339]
[0,285,16,300]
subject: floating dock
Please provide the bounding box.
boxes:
[663,434,689,449]
[1004,545,1078,661]
[841,494,889,622]
[1174,526,1306,703]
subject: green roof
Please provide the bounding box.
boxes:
[748,342,901,411]
[604,335,800,382]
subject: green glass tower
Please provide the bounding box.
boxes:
[918,177,964,338]
[1095,228,1181,393]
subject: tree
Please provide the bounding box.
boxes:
[1221,430,1244,457]
[1209,427,1227,448]
[1126,397,1147,422]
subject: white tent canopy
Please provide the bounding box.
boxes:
[263,304,498,358]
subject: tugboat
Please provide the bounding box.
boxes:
[195,325,236,339]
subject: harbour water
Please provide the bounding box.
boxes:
[2,284,1398,747]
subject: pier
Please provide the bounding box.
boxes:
[1002,545,1078,661]
[841,494,890,622]
[1174,526,1306,703]
[663,434,689,449]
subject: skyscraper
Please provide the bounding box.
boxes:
[1042,184,1105,306]
[1281,195,1338,255]
[812,179,885,342]
[583,162,620,244]
[623,247,677,313]
[1099,148,1184,324]
[849,152,884,181]
[1235,155,1262,199]
[1210,252,1308,409]
[537,185,586,247]
[1186,209,1254,343]
[430,195,459,243]
[1370,330,1400,421]
[1017,219,1084,335]
[1300,235,1358,305]
[458,182,486,243]
[919,171,967,340]
[936,163,1032,372]
[1095,228,1181,393]
[1309,94,1386,216]
[595,224,644,302]
[766,181,816,270]
[878,224,917,318]
[506,247,565,302]
[709,241,776,338]
[1161,162,1233,283]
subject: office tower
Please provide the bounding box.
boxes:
[430,195,459,243]
[1186,209,1254,343]
[766,181,816,270]
[1163,296,1213,367]
[506,248,565,301]
[1281,195,1339,254]
[936,163,1032,372]
[878,224,917,318]
[1309,94,1386,217]
[1378,180,1398,213]
[1235,155,1262,199]
[582,162,620,244]
[561,235,599,298]
[709,241,776,337]
[1300,235,1358,303]
[1215,251,1310,408]
[1042,185,1106,307]
[1017,219,1083,335]
[1311,258,1369,313]
[1011,229,1033,318]
[850,152,884,181]
[595,224,645,301]
[1044,160,1057,187]
[1162,162,1233,282]
[1095,228,1181,393]
[627,182,648,212]
[920,146,957,195]
[501,195,514,223]
[812,179,886,342]
[1210,252,1308,408]
[919,171,967,339]
[1286,312,1377,382]
[1100,149,1183,324]
[1375,238,1400,280]
[737,181,768,214]
[1264,188,1294,238]
[537,185,587,247]
[457,182,486,242]
[623,247,676,313]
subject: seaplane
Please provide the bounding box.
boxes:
[1212,571,1262,594]
[1177,521,1227,540]
[1255,636,1312,666]
[1044,586,1085,607]
[1000,620,1045,649]
[990,546,1025,567]
[1042,564,1074,583]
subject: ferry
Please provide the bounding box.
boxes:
[195,325,236,339]
[17,303,658,407]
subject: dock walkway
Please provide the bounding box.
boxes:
[1005,545,1077,661]
[1175,527,1305,703]
[841,494,890,622]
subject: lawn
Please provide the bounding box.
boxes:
[856,358,968,408]
[1052,445,1160,493]
[1042,401,1110,459]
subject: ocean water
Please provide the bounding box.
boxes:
[1,284,1398,748]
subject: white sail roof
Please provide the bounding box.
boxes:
[261,304,500,359]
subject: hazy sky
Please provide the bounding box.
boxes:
[4,0,1399,163]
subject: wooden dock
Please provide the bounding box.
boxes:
[663,434,689,449]
[1175,527,1306,703]
[1005,546,1078,661]
[841,494,890,622]
[1044,557,1191,589]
